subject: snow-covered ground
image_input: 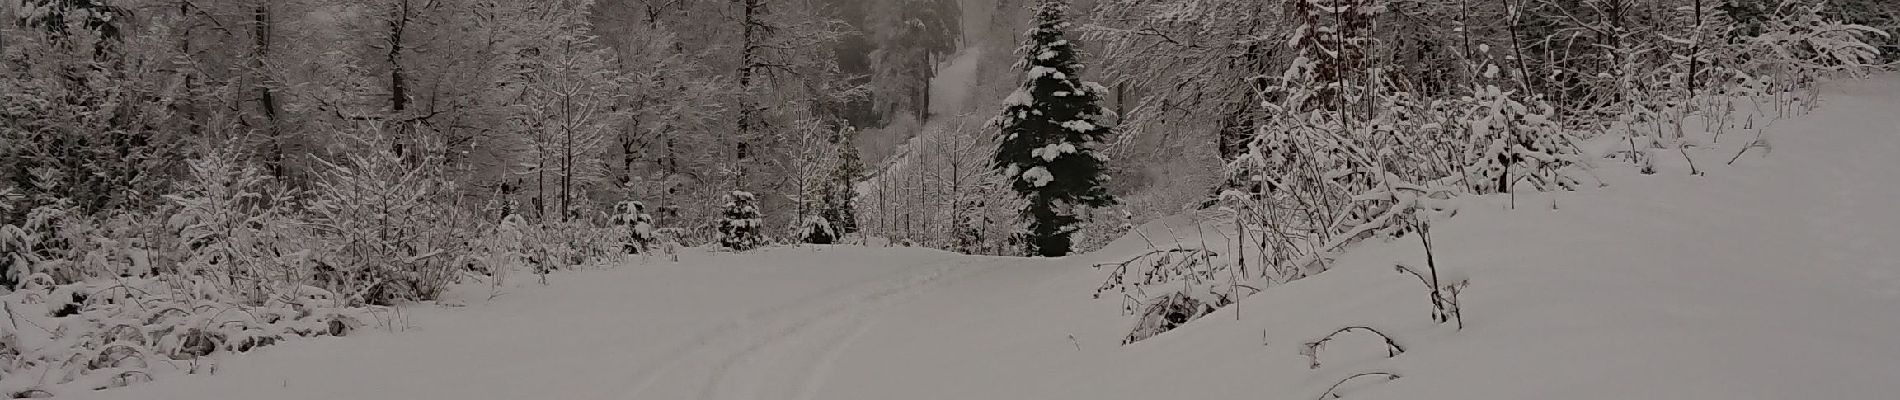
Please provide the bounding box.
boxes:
[63,76,1900,399]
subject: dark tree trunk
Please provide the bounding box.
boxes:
[736,0,761,190]
[387,0,411,156]
[254,1,284,177]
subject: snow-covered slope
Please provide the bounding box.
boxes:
[66,76,1900,399]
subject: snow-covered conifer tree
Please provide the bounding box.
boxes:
[822,128,864,239]
[795,215,836,244]
[611,200,656,254]
[717,191,764,251]
[990,0,1117,257]
[952,203,990,254]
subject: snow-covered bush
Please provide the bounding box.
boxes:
[306,126,470,306]
[1222,56,1487,281]
[551,219,620,267]
[165,152,308,306]
[716,191,764,251]
[1,204,83,288]
[1122,290,1218,345]
[517,219,581,283]
[2,205,165,290]
[483,210,626,283]
[0,276,376,397]
[1733,0,1888,88]
[1090,220,1256,345]
[1111,1,1574,343]
[611,201,657,254]
[794,215,836,245]
[480,214,529,285]
[951,201,999,255]
[654,227,686,262]
[0,148,399,395]
[1832,0,1900,63]
[1455,82,1587,194]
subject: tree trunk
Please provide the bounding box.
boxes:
[561,48,575,222]
[387,0,411,156]
[389,3,409,113]
[624,112,639,192]
[1689,0,1703,100]
[735,0,761,191]
[1503,0,1537,98]
[538,140,548,221]
[176,1,200,139]
[254,1,283,177]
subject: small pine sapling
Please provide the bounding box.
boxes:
[795,215,836,245]
[717,191,764,251]
[952,205,988,254]
[611,201,656,254]
[655,227,685,262]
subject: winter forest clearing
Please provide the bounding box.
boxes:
[2,0,1897,398]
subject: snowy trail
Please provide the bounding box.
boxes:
[624,258,997,400]
[63,248,1007,400]
[59,76,1900,400]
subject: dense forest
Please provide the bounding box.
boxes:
[0,0,1892,394]
[2,0,1893,292]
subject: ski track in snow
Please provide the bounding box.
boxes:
[616,258,997,400]
[789,314,874,400]
[598,266,918,398]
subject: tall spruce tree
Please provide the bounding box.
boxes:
[991,0,1116,257]
[822,128,864,237]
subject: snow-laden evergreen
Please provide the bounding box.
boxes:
[821,128,865,239]
[795,215,837,245]
[611,200,657,254]
[991,0,1117,257]
[717,191,765,251]
[35,76,1900,400]
[0,0,1893,396]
